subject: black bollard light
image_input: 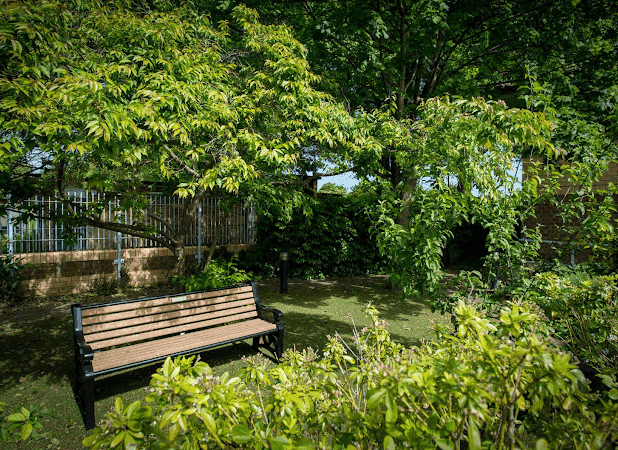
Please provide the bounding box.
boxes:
[491,251,499,290]
[279,249,289,293]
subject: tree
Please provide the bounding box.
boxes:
[202,0,618,294]
[0,0,379,276]
[203,0,618,216]
[373,96,557,295]
[318,182,347,195]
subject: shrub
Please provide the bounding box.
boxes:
[246,195,388,280]
[174,257,253,291]
[0,255,29,306]
[529,271,618,372]
[84,303,618,449]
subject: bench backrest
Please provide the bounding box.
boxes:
[75,284,259,352]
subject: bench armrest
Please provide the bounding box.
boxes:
[72,303,94,362]
[259,306,284,322]
[74,330,94,362]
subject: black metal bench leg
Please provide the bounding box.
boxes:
[74,367,82,404]
[84,374,96,430]
[276,327,284,360]
[252,336,260,352]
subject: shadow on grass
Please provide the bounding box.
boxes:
[260,277,431,320]
[0,276,441,431]
[259,277,439,350]
[281,311,427,353]
[354,291,430,321]
[0,315,74,392]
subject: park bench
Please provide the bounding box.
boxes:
[71,282,284,430]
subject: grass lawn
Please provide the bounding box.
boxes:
[0,276,446,449]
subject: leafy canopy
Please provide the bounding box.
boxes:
[0,0,387,277]
[0,0,376,203]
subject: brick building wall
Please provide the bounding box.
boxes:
[525,199,589,262]
[523,158,617,262]
[523,158,618,194]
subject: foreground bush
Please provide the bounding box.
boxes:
[84,303,618,450]
[529,271,618,372]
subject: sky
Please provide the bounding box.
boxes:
[317,172,359,192]
[316,159,524,193]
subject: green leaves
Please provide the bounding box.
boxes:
[174,257,252,291]
[530,271,618,372]
[4,408,34,441]
[367,388,398,425]
[253,194,389,280]
[374,95,563,299]
[231,424,253,444]
[467,418,481,450]
[83,304,618,449]
[2,0,378,280]
[0,404,52,443]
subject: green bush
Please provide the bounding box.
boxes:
[245,194,388,279]
[84,302,618,449]
[174,257,253,291]
[0,254,29,306]
[528,271,618,372]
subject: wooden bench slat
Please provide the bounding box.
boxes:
[83,298,257,335]
[81,285,254,317]
[92,319,277,372]
[87,308,259,350]
[88,311,259,351]
[82,292,255,326]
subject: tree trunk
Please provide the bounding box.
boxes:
[173,239,186,278]
[392,89,420,229]
[396,175,418,228]
[173,191,208,278]
[204,210,231,269]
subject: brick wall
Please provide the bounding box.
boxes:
[16,244,254,296]
[524,199,574,243]
[523,198,589,263]
[523,157,617,262]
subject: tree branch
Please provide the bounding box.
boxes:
[143,202,178,245]
[165,145,201,178]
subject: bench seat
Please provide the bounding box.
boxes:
[72,282,283,429]
[92,319,278,373]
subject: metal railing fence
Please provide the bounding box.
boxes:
[1,190,256,256]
